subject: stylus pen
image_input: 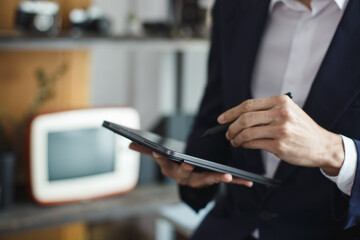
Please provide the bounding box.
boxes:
[202,92,293,138]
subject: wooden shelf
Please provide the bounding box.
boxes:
[0,33,209,51]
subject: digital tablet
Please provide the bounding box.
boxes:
[102,120,282,187]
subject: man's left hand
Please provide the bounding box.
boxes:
[218,95,345,176]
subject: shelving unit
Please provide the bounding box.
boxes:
[0,33,209,51]
[0,1,211,239]
[0,33,209,240]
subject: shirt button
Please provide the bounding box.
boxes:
[259,210,277,221]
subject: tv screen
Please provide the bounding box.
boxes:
[29,107,140,205]
[48,128,115,181]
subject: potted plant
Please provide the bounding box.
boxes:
[0,64,67,208]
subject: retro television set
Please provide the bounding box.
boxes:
[28,107,140,205]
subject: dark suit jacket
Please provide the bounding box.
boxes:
[180,1,360,239]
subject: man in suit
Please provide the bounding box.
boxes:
[131,0,360,239]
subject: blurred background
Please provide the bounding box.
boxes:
[0,0,214,239]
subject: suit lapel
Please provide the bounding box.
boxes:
[274,0,360,185]
[224,0,271,174]
[224,0,271,108]
[303,0,360,130]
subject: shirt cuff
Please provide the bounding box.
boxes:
[321,135,357,196]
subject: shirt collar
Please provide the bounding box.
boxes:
[269,0,348,12]
[335,0,349,9]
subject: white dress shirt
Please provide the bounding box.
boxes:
[250,0,356,196]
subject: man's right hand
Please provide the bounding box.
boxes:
[129,142,253,188]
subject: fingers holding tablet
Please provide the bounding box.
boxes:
[129,142,152,155]
[129,142,253,188]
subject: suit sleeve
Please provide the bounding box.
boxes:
[178,1,230,212]
[346,139,360,228]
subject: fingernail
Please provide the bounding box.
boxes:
[152,152,160,158]
[226,131,230,140]
[222,174,232,182]
[218,115,225,123]
[248,182,253,188]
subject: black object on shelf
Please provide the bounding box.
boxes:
[179,0,208,36]
[142,0,210,38]
[142,23,173,37]
[0,152,15,210]
[69,6,111,36]
[15,1,61,36]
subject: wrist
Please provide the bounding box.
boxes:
[321,133,345,176]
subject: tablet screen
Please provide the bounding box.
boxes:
[103,122,186,153]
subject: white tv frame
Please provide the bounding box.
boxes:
[29,107,140,205]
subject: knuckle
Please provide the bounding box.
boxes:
[231,137,240,146]
[227,127,233,137]
[224,107,238,121]
[279,107,291,120]
[215,176,222,184]
[246,140,256,148]
[227,126,236,139]
[272,140,282,156]
[274,95,289,105]
[273,140,286,157]
[278,124,290,137]
[239,113,250,127]
[204,176,217,186]
[243,99,254,112]
[240,129,251,141]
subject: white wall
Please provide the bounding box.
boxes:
[92,0,130,35]
[90,0,209,130]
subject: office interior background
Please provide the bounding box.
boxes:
[0,0,214,239]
